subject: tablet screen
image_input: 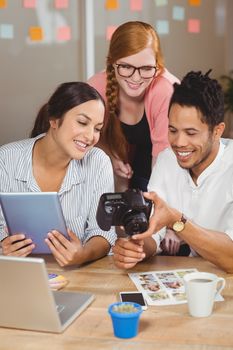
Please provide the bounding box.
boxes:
[0,192,68,254]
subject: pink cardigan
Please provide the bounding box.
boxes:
[87,69,179,159]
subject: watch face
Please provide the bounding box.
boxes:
[173,221,185,232]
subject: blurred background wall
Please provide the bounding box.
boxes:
[0,0,232,145]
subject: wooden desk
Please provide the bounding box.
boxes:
[0,255,233,350]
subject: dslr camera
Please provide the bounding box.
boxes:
[96,189,152,236]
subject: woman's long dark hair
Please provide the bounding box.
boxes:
[30,82,105,137]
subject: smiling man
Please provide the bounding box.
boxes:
[113,70,233,273]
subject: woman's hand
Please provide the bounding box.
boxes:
[45,229,88,267]
[112,237,145,269]
[1,233,35,257]
[160,229,181,255]
[112,158,133,179]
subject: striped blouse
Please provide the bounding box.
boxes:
[0,134,116,247]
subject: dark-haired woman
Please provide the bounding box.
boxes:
[0,82,116,266]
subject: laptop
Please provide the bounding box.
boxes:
[0,192,68,254]
[0,255,94,333]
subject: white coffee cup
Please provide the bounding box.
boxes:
[183,272,225,318]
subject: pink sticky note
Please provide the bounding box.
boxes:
[54,0,69,9]
[23,0,36,8]
[188,19,200,33]
[130,0,142,11]
[57,26,71,41]
[106,25,117,40]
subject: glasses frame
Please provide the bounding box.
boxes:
[114,63,157,79]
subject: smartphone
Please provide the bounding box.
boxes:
[119,291,147,310]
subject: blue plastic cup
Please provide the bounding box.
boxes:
[108,302,143,339]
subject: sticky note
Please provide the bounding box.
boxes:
[57,26,71,41]
[130,0,142,11]
[0,24,14,39]
[154,0,167,7]
[156,20,169,35]
[189,0,201,6]
[188,19,200,33]
[173,6,185,21]
[105,0,119,10]
[106,25,117,40]
[23,0,36,8]
[29,26,43,41]
[55,0,69,9]
[48,274,69,290]
[0,0,7,8]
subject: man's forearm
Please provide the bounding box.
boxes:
[177,220,233,273]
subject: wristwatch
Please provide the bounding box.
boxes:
[172,214,187,233]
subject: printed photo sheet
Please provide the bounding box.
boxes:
[129,269,224,306]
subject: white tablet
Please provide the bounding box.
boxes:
[0,192,68,254]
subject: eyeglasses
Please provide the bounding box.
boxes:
[114,63,157,79]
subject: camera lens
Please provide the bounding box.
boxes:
[124,212,148,236]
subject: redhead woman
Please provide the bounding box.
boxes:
[88,21,179,191]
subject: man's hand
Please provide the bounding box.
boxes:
[132,191,180,241]
[112,237,145,269]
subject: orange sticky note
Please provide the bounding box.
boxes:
[188,19,200,33]
[105,0,119,10]
[189,0,201,6]
[57,26,71,41]
[23,0,36,8]
[0,0,7,8]
[55,0,69,9]
[106,25,117,40]
[29,26,43,41]
[130,0,142,11]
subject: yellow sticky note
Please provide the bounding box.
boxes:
[29,26,43,41]
[188,19,200,33]
[105,0,119,10]
[106,25,117,40]
[189,0,201,6]
[0,0,7,8]
[154,0,167,6]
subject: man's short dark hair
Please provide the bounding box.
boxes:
[169,70,225,129]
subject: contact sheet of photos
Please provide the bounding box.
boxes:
[129,269,197,306]
[129,269,224,306]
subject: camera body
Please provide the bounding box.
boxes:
[96,189,152,236]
